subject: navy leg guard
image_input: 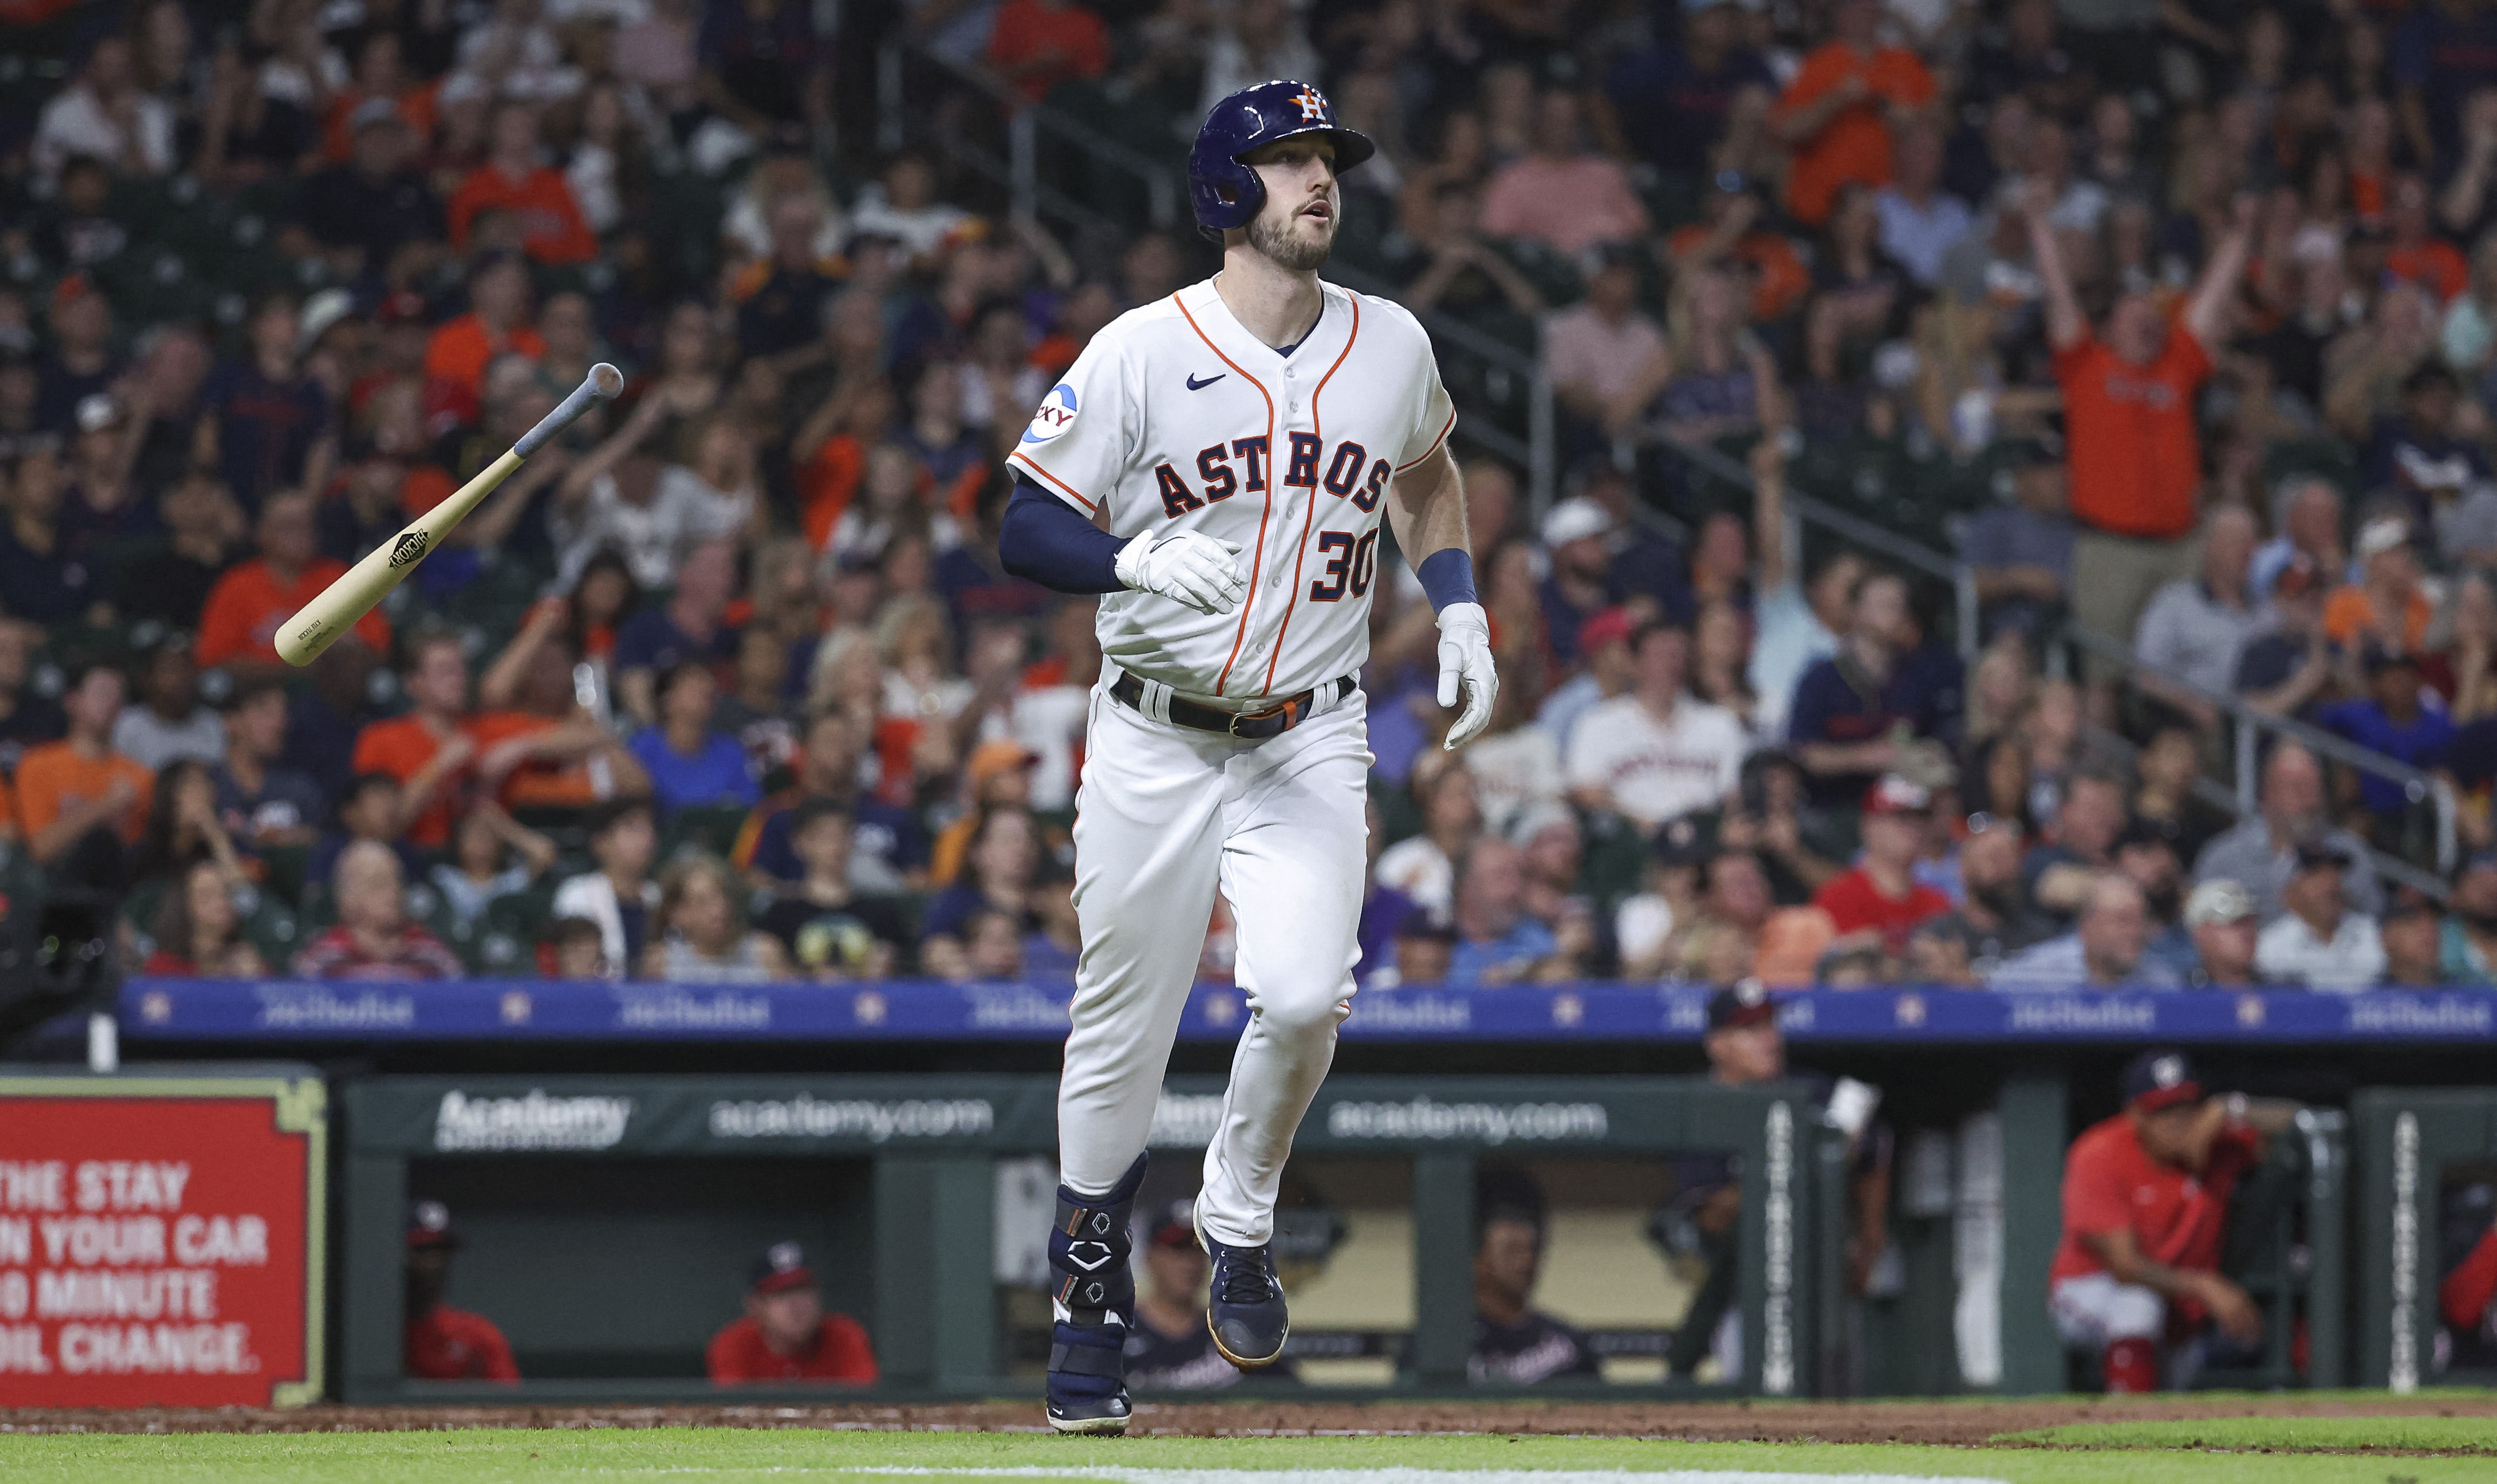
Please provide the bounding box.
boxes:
[1045,1152,1146,1434]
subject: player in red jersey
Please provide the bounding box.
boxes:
[705,1241,878,1384]
[2047,1050,2294,1390]
[403,1201,519,1382]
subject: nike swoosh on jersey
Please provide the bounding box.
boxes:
[1185,372,1226,390]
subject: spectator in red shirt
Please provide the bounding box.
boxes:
[2048,1051,2275,1391]
[2383,173,2467,304]
[1813,775,1952,950]
[706,1241,879,1384]
[448,101,599,264]
[404,1200,520,1382]
[2029,181,2254,680]
[194,492,393,674]
[985,0,1111,106]
[292,841,467,979]
[353,631,480,851]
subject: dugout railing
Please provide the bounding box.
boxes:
[334,1073,1848,1403]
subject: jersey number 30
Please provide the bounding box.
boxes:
[1309,531,1378,602]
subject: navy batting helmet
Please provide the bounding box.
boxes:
[1188,80,1375,243]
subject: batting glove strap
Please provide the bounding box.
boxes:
[1115,530,1248,614]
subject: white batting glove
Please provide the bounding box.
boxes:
[1435,601,1498,750]
[1115,530,1247,615]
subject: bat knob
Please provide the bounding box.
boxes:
[589,363,624,399]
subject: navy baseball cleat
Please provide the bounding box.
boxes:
[1195,1205,1289,1369]
[1046,1153,1147,1435]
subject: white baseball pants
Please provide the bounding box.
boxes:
[1057,671,1370,1246]
[2050,1272,2166,1347]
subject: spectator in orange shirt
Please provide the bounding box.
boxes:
[1666,174,1812,324]
[706,1240,878,1384]
[320,31,436,165]
[2030,182,2256,681]
[2384,173,2467,304]
[447,101,599,265]
[15,663,153,868]
[195,492,392,673]
[424,254,546,402]
[2325,515,2436,654]
[1477,91,1651,257]
[985,0,1111,106]
[1771,0,1937,228]
[353,631,480,852]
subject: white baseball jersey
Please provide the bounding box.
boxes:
[1008,277,1455,703]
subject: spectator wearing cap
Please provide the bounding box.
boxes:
[1565,623,1746,838]
[2183,878,2263,988]
[15,663,152,869]
[1787,569,1941,808]
[2048,1051,2275,1392]
[1772,0,1937,228]
[111,637,222,773]
[34,276,118,437]
[293,841,466,980]
[1478,91,1651,257]
[58,390,157,561]
[1124,1198,1261,1389]
[1543,248,1672,445]
[2254,839,2387,990]
[553,800,663,978]
[2026,176,2253,679]
[0,446,103,625]
[2383,898,2450,985]
[2131,507,2262,735]
[2447,852,2497,983]
[706,1242,877,1384]
[1538,498,1622,672]
[404,1200,519,1382]
[1814,776,1953,950]
[1991,874,2184,990]
[2232,554,2337,720]
[1468,1173,1600,1384]
[298,96,444,277]
[196,493,393,673]
[1959,447,2074,644]
[2325,516,2434,655]
[2319,646,2455,843]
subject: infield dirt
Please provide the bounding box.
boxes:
[6,1394,2496,1444]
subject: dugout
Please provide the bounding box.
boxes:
[2352,1087,2497,1390]
[335,1073,1847,1402]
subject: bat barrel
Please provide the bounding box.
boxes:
[516,362,625,458]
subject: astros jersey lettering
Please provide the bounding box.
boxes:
[1009,278,1454,702]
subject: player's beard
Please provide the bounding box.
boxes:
[1248,207,1333,272]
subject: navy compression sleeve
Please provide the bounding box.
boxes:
[999,475,1125,594]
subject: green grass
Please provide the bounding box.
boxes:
[2008,1415,2497,1452]
[0,1429,2493,1484]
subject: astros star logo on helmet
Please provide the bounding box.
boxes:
[1291,87,1326,121]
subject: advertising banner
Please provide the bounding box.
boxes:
[0,1067,326,1407]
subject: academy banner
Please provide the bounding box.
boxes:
[0,1066,326,1407]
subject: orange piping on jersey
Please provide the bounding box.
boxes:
[1261,295,1361,696]
[1007,449,1097,512]
[1396,405,1458,473]
[1177,291,1276,699]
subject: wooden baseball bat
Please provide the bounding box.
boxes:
[277,363,624,667]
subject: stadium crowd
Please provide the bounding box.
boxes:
[0,0,2492,994]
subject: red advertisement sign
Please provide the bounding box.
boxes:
[0,1072,326,1407]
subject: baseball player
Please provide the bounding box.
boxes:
[995,79,1496,1433]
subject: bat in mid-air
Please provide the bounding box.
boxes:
[276,362,625,668]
